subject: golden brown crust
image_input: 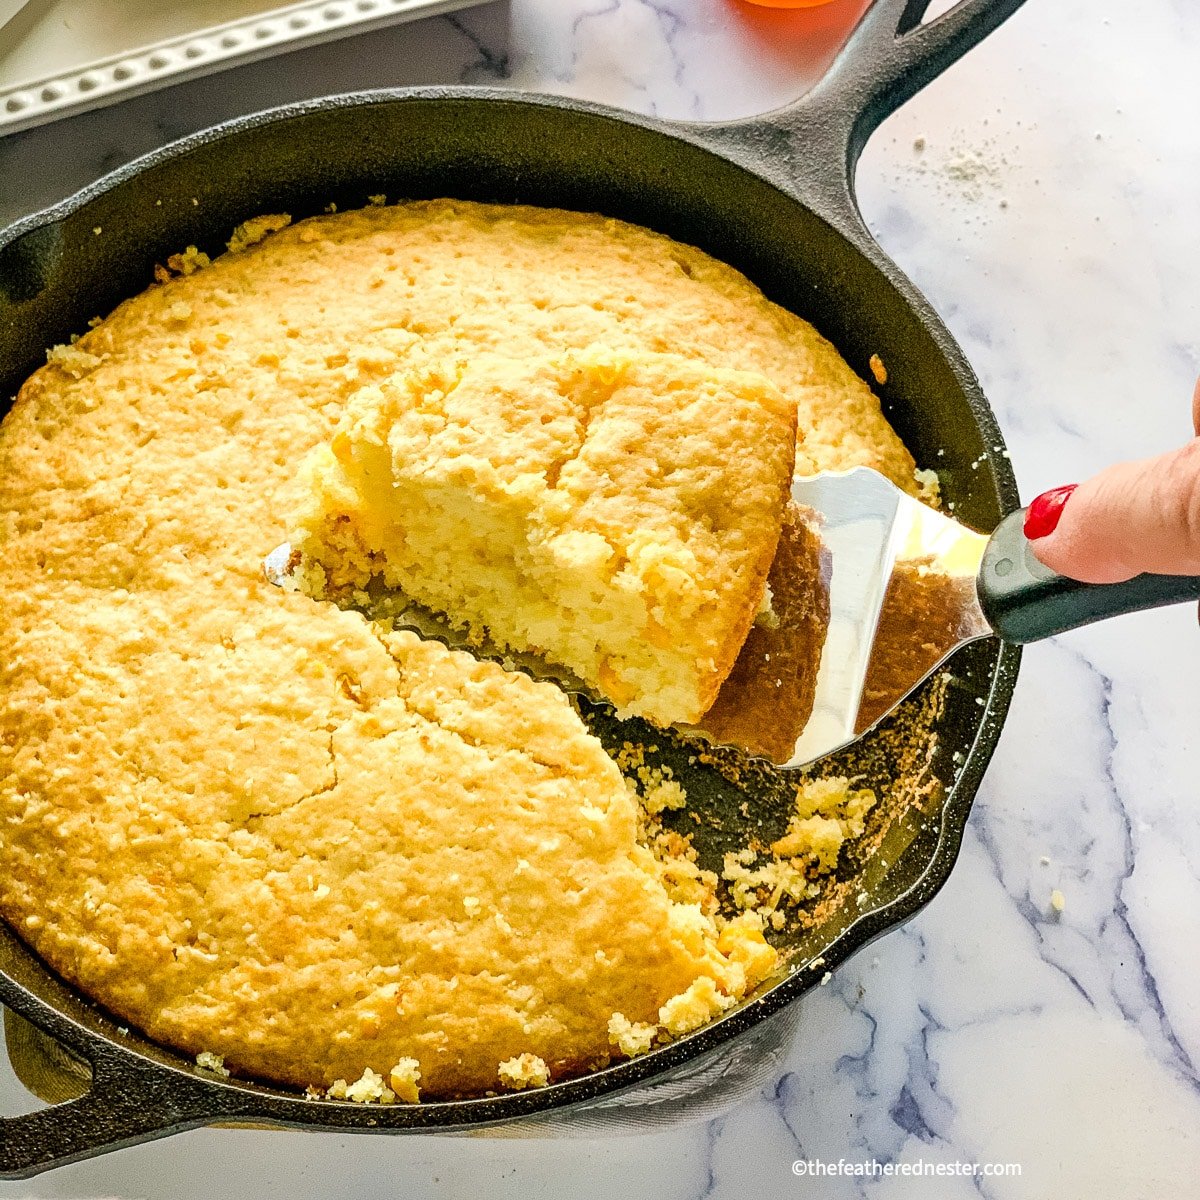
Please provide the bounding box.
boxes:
[700,505,832,762]
[697,481,801,722]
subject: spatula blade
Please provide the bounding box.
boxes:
[781,468,993,768]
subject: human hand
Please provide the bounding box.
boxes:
[1024,378,1200,584]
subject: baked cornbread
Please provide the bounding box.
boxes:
[0,198,920,1095]
[289,350,796,726]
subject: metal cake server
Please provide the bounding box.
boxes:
[264,467,1200,770]
[774,467,1200,768]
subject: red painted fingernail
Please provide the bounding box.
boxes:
[1024,484,1078,540]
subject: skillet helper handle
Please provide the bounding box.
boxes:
[0,1005,236,1178]
[801,0,1029,162]
[978,508,1200,644]
[0,1072,210,1179]
[721,0,1030,236]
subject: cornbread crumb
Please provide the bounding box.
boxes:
[659,976,735,1036]
[616,742,686,814]
[290,349,796,726]
[773,778,876,871]
[195,1050,230,1077]
[722,778,877,918]
[771,822,845,874]
[1050,888,1066,913]
[618,743,726,916]
[165,244,211,275]
[227,213,291,253]
[723,850,817,913]
[642,777,687,815]
[45,342,101,377]
[869,353,888,384]
[328,1066,395,1104]
[913,466,940,503]
[753,581,780,630]
[608,1012,658,1057]
[388,1057,422,1103]
[497,1053,550,1090]
[368,194,387,206]
[644,822,719,911]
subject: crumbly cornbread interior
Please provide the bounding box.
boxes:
[289,349,796,726]
[0,199,919,1098]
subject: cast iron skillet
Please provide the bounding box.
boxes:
[0,0,1028,1176]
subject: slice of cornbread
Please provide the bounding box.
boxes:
[289,350,797,727]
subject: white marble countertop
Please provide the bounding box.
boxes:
[1,1,1198,1196]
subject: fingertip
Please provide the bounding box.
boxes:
[1027,529,1132,584]
[1193,375,1200,438]
[1024,473,1141,584]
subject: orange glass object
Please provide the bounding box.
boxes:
[740,0,838,7]
[728,0,871,65]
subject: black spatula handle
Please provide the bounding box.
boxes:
[978,508,1200,644]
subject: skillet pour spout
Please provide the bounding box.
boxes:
[0,0,1028,1176]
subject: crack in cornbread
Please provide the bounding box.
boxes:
[0,595,755,1093]
[0,198,919,1095]
[289,349,796,726]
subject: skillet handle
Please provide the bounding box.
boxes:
[0,1062,214,1180]
[694,0,1028,226]
[978,508,1200,644]
[0,1001,238,1179]
[806,0,1030,169]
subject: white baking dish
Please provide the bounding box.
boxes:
[0,0,489,136]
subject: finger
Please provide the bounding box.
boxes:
[1028,439,1200,583]
[1193,375,1200,437]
